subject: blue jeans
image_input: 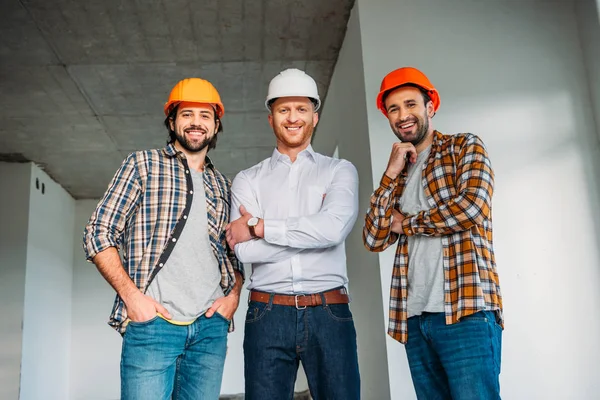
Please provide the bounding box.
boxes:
[405,311,502,400]
[121,314,229,400]
[243,292,361,400]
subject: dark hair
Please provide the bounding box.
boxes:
[381,84,431,109]
[164,104,223,151]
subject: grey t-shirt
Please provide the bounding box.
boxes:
[399,145,445,318]
[147,169,223,323]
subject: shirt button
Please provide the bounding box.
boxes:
[190,190,193,194]
[185,170,190,174]
[183,215,188,219]
[172,238,177,242]
[159,263,163,267]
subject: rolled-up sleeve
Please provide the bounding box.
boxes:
[83,153,142,261]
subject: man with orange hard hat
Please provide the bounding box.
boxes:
[84,78,244,399]
[363,67,503,399]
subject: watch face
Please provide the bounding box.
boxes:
[248,217,259,227]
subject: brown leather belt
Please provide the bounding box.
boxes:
[250,288,349,309]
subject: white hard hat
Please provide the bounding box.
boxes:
[265,68,321,111]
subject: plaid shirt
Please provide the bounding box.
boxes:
[363,131,503,344]
[83,143,243,334]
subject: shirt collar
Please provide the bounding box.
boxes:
[162,143,214,170]
[269,144,317,169]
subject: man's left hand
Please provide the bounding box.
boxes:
[205,292,241,321]
[226,205,254,248]
[391,209,407,234]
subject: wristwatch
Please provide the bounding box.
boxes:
[247,217,260,238]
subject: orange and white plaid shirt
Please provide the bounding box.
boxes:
[363,131,503,344]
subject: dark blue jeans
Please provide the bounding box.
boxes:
[121,314,229,400]
[243,292,361,400]
[405,311,502,400]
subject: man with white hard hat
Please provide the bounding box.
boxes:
[226,68,361,399]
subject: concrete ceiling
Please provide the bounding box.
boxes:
[0,0,354,198]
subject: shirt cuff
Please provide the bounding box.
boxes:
[263,219,288,246]
[373,174,398,218]
[380,173,397,190]
[401,216,415,236]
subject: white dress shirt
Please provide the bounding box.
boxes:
[230,145,359,294]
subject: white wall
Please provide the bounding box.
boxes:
[345,0,600,398]
[0,162,31,400]
[70,200,122,400]
[313,6,391,400]
[20,164,75,400]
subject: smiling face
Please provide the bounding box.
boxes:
[384,86,434,148]
[268,96,318,155]
[169,102,219,154]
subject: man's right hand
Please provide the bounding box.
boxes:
[385,142,418,179]
[123,291,172,322]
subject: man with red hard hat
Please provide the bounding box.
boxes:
[363,67,503,399]
[84,78,244,399]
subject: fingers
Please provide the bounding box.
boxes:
[392,143,417,162]
[226,231,236,249]
[406,147,418,163]
[215,304,232,320]
[154,301,172,320]
[205,299,222,318]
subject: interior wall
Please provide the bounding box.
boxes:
[354,0,600,398]
[313,6,391,399]
[0,162,31,400]
[70,199,121,400]
[20,164,75,399]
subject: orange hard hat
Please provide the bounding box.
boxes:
[376,67,440,117]
[164,78,225,118]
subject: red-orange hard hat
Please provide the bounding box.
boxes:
[376,67,440,117]
[164,78,225,118]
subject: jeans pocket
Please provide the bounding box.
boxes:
[458,311,489,324]
[127,315,159,327]
[324,304,354,322]
[245,301,269,324]
[213,311,231,323]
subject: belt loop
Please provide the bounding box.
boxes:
[267,293,274,310]
[319,292,327,307]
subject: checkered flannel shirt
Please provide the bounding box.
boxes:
[363,131,503,343]
[83,143,243,334]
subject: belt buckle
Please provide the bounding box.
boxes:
[295,294,306,310]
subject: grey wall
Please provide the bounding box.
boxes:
[576,0,600,139]
[313,6,391,400]
[0,162,31,400]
